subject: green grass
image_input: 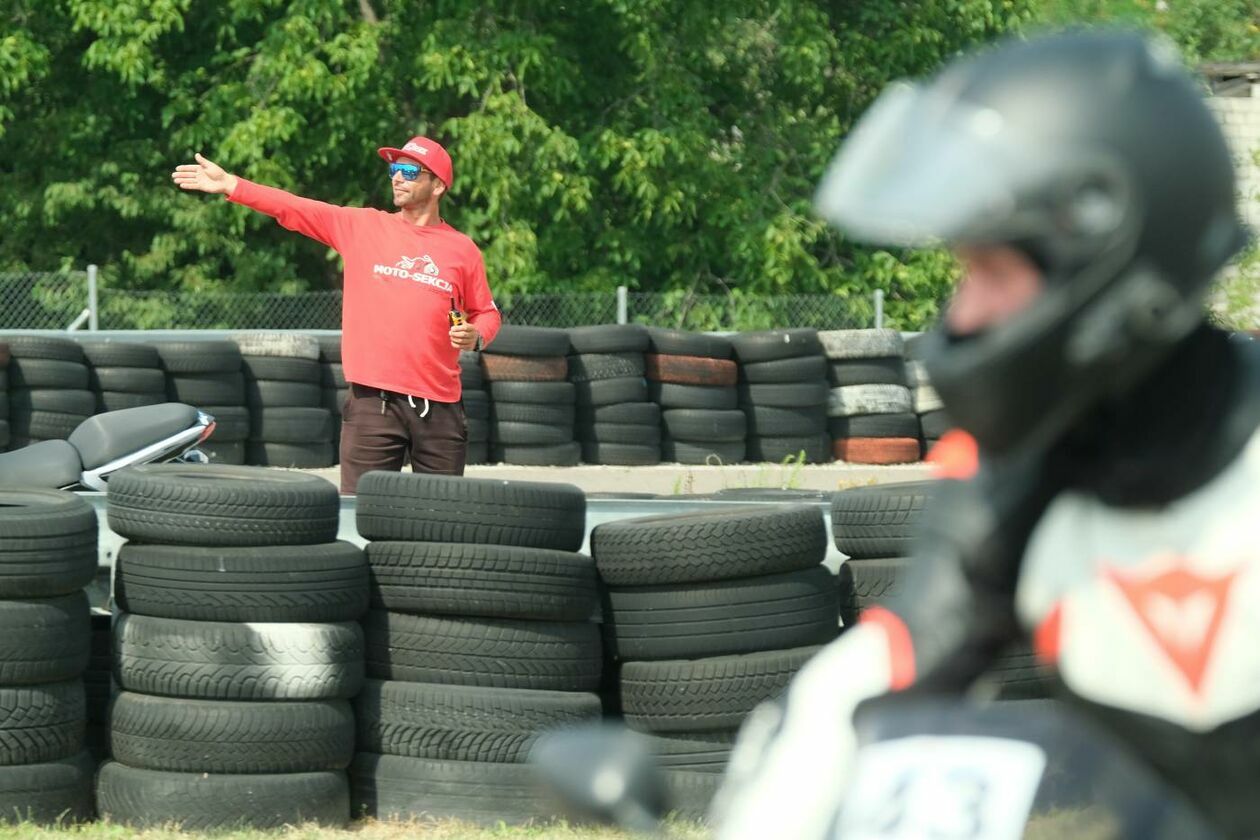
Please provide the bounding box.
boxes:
[0,820,712,840]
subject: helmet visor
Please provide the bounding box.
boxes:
[815,81,1049,247]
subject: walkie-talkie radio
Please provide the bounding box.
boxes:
[449,297,465,327]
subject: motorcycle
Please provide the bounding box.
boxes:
[0,403,215,491]
[532,698,1222,839]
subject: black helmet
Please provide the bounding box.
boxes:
[815,29,1250,454]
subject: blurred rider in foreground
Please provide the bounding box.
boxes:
[714,29,1258,839]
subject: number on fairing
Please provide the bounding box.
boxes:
[835,736,1046,840]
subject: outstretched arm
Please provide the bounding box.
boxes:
[171,153,238,196]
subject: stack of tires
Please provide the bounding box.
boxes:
[569,325,659,466]
[0,490,99,823]
[99,464,361,829]
[820,329,920,465]
[0,341,8,451]
[593,506,839,818]
[236,333,336,469]
[317,334,346,464]
[732,329,830,464]
[482,326,578,466]
[459,351,490,465]
[155,339,248,465]
[906,352,949,456]
[645,329,742,465]
[4,335,93,448]
[81,340,166,414]
[352,472,600,824]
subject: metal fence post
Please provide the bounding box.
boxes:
[873,289,884,329]
[616,285,628,325]
[87,264,99,331]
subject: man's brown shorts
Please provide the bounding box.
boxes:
[339,383,467,494]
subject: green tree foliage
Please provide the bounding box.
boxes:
[1032,0,1260,63]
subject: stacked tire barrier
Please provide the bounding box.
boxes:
[100,464,359,829]
[318,334,346,464]
[830,481,1047,698]
[237,333,336,469]
[82,340,166,414]
[569,325,660,466]
[593,506,839,818]
[646,329,742,464]
[483,326,578,466]
[0,341,8,452]
[905,340,950,455]
[459,351,489,465]
[352,473,600,823]
[4,335,93,448]
[155,339,248,465]
[0,490,99,823]
[821,329,919,465]
[732,329,830,463]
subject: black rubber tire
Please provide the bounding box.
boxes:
[576,401,660,425]
[490,401,574,426]
[0,750,94,824]
[465,440,488,464]
[7,359,88,390]
[621,646,821,732]
[202,404,250,441]
[0,393,6,420]
[828,412,920,439]
[4,335,83,363]
[0,490,97,598]
[740,355,827,384]
[355,679,601,763]
[919,409,953,439]
[363,611,601,691]
[350,752,547,824]
[0,593,89,685]
[321,362,347,389]
[489,421,575,446]
[730,329,822,363]
[7,408,88,441]
[107,464,340,547]
[461,388,488,419]
[567,353,646,382]
[576,421,661,445]
[107,692,354,773]
[830,481,937,559]
[356,472,586,551]
[249,406,333,443]
[573,376,648,406]
[0,420,8,449]
[97,762,349,829]
[8,389,95,416]
[747,434,831,464]
[837,557,911,625]
[491,442,582,466]
[0,679,85,766]
[317,334,342,362]
[96,391,165,412]
[660,438,746,464]
[114,613,365,700]
[737,381,830,407]
[85,614,111,725]
[466,417,488,443]
[664,769,722,820]
[649,731,735,773]
[567,324,650,354]
[649,381,737,410]
[480,354,568,383]
[828,357,908,387]
[78,340,159,368]
[248,440,337,468]
[241,355,321,383]
[581,442,663,465]
[366,542,597,621]
[152,340,242,374]
[645,328,732,359]
[483,325,571,357]
[661,408,746,442]
[603,567,839,660]
[195,440,247,465]
[592,505,826,586]
[88,367,165,394]
[115,541,369,623]
[166,372,246,406]
[487,380,575,405]
[245,379,322,407]
[744,404,826,437]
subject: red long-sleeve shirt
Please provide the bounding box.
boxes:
[228,179,501,402]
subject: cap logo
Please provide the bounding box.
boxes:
[402,142,428,156]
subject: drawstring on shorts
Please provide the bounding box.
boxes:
[407,394,431,418]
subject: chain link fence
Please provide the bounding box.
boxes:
[0,270,882,332]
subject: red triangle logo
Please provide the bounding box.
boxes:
[1106,559,1237,696]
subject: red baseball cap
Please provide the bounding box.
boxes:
[377,136,453,188]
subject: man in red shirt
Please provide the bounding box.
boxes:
[171,136,501,493]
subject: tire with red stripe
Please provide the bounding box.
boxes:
[831,437,920,464]
[480,354,568,382]
[645,354,738,387]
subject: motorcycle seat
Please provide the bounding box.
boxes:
[0,440,83,489]
[69,403,202,470]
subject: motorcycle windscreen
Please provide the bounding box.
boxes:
[813,81,1053,248]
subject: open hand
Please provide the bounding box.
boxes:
[171,153,238,196]
[450,323,479,350]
